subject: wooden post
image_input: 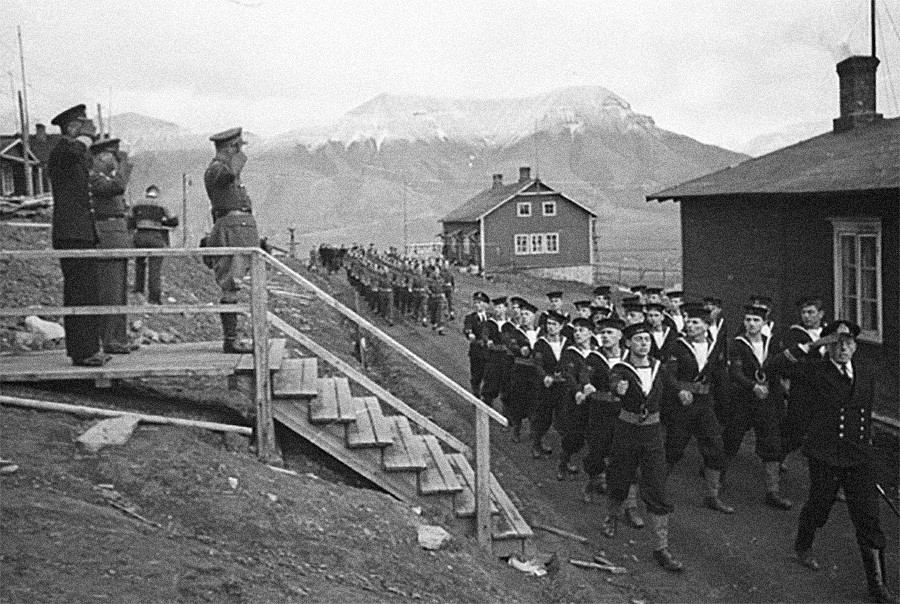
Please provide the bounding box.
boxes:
[475,406,491,551]
[250,251,275,460]
[353,289,367,368]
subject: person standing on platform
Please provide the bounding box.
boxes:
[204,127,258,354]
[131,185,179,305]
[766,321,896,603]
[603,322,684,573]
[89,137,136,354]
[47,104,108,367]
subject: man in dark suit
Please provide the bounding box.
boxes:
[767,321,896,603]
[132,185,179,304]
[47,104,108,367]
[462,291,490,395]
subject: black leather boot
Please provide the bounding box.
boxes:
[861,548,899,603]
[221,313,252,354]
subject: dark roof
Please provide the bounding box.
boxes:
[441,179,534,223]
[648,117,900,200]
[441,178,597,223]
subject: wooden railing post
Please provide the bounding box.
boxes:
[250,251,275,460]
[475,406,491,551]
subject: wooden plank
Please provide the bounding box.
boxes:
[273,358,318,398]
[475,408,492,550]
[447,453,497,517]
[334,378,357,423]
[0,246,257,260]
[490,474,533,538]
[0,303,250,318]
[419,435,461,495]
[382,416,427,472]
[236,338,286,372]
[366,398,394,447]
[268,314,471,457]
[346,398,379,449]
[250,253,275,461]
[263,258,507,427]
[309,378,340,423]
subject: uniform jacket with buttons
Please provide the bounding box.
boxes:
[204,154,251,213]
[609,358,677,417]
[48,137,96,247]
[766,346,873,467]
[463,311,488,359]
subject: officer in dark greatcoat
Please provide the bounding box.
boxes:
[47,104,108,367]
[462,291,490,395]
[204,127,259,353]
[131,185,179,304]
[766,321,896,603]
[89,137,136,354]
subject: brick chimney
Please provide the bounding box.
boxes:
[833,56,882,133]
[34,123,47,141]
[518,166,531,182]
[492,173,503,188]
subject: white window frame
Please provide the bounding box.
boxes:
[514,234,529,255]
[529,233,544,254]
[545,232,559,254]
[516,202,532,217]
[542,201,557,216]
[830,217,882,344]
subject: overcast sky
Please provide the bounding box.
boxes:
[1,0,898,150]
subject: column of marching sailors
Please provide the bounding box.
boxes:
[319,246,896,601]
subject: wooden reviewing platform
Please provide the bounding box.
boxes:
[0,340,286,385]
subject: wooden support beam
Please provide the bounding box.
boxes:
[251,253,275,461]
[268,312,470,457]
[0,303,249,318]
[475,406,491,551]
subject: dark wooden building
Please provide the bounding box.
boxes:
[648,55,899,412]
[1,123,56,199]
[441,167,597,282]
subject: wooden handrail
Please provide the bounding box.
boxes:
[261,252,507,426]
[0,247,257,259]
[0,303,249,318]
[269,312,471,456]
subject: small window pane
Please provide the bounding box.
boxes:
[542,202,557,216]
[860,236,877,269]
[862,300,878,331]
[841,235,855,264]
[514,235,529,255]
[530,234,543,253]
[843,295,858,322]
[546,233,558,253]
[861,267,877,301]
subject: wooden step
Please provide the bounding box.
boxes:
[273,358,318,398]
[419,435,463,495]
[489,474,533,540]
[347,397,394,449]
[446,453,498,518]
[382,416,427,472]
[309,377,340,423]
[235,338,286,372]
[334,378,357,423]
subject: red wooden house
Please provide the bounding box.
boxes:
[441,167,597,282]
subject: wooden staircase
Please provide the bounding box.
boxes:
[261,345,534,558]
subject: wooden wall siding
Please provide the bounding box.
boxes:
[483,193,591,270]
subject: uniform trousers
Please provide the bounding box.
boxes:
[558,395,589,460]
[795,456,886,552]
[664,395,727,471]
[531,383,566,442]
[607,420,673,515]
[133,229,167,304]
[584,402,620,477]
[781,380,812,459]
[208,213,258,301]
[468,346,486,395]
[95,217,132,348]
[57,239,101,361]
[481,350,511,405]
[504,362,539,424]
[428,293,446,328]
[722,392,782,462]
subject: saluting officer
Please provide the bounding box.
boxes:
[47,104,108,367]
[766,321,896,604]
[131,185,179,305]
[89,137,136,354]
[204,127,259,353]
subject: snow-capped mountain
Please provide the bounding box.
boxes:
[738,120,830,157]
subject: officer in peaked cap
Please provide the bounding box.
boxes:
[463,291,491,396]
[131,184,179,304]
[47,103,108,367]
[204,126,259,353]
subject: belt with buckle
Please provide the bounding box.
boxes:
[618,409,660,425]
[678,381,710,395]
[226,209,252,216]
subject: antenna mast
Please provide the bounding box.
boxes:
[17,26,33,197]
[533,118,539,180]
[871,0,876,58]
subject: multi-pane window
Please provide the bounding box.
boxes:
[517,202,532,217]
[514,232,560,255]
[832,218,882,343]
[542,201,557,216]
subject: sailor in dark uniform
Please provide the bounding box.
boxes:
[462,291,490,396]
[664,301,734,514]
[723,304,792,510]
[204,127,259,353]
[47,104,108,367]
[603,322,684,573]
[621,297,646,327]
[504,300,541,442]
[704,295,731,424]
[590,285,615,318]
[531,310,568,458]
[766,321,896,604]
[131,185,179,305]
[538,291,569,332]
[645,301,675,360]
[481,297,514,410]
[557,317,597,480]
[630,284,648,304]
[563,300,592,341]
[89,137,136,354]
[664,289,685,333]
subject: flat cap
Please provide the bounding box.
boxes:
[702,296,723,307]
[591,307,613,320]
[646,287,664,295]
[90,137,121,154]
[592,285,611,296]
[822,320,861,339]
[665,290,684,298]
[682,301,712,323]
[621,297,645,313]
[743,304,769,319]
[623,323,652,340]
[209,127,246,145]
[795,295,824,308]
[50,104,87,128]
[748,294,773,308]
[520,301,538,314]
[630,284,647,293]
[472,291,489,303]
[595,317,625,331]
[491,296,508,306]
[644,302,666,312]
[544,310,567,325]
[574,300,592,309]
[546,291,563,300]
[571,317,593,330]
[509,296,525,307]
[145,185,160,198]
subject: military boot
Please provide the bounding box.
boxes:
[862,548,899,603]
[651,513,684,572]
[221,313,252,354]
[764,461,793,510]
[703,468,735,514]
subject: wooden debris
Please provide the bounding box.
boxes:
[569,558,628,574]
[533,524,589,544]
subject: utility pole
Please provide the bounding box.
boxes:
[96,103,105,139]
[402,177,408,255]
[871,0,876,58]
[182,173,189,247]
[17,26,33,197]
[288,227,296,258]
